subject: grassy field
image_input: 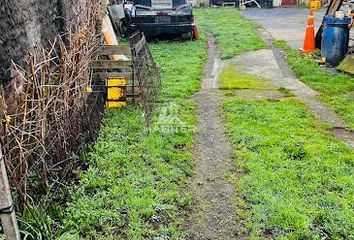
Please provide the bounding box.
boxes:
[224,97,354,239]
[197,9,354,239]
[194,8,265,59]
[275,40,354,130]
[58,37,207,239]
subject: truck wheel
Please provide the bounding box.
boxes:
[181,31,194,40]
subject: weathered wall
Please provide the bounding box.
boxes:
[0,0,59,83]
[64,0,90,24]
[0,0,89,84]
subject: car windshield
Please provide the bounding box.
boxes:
[133,0,187,8]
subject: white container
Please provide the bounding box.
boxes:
[111,4,125,20]
[335,10,345,19]
[273,0,281,7]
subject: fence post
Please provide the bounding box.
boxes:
[0,147,21,240]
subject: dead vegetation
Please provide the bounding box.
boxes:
[0,1,105,211]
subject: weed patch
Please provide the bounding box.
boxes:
[195,8,265,59]
[58,37,207,239]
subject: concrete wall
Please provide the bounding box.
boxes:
[0,0,89,84]
[0,0,60,83]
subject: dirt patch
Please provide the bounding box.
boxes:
[186,36,245,239]
[332,127,354,149]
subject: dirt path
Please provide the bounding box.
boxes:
[187,37,243,239]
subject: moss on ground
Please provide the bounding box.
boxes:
[219,64,270,90]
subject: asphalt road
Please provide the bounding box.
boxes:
[241,7,326,49]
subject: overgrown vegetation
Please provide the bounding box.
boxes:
[57,37,207,239]
[194,8,265,59]
[275,39,354,129]
[223,98,354,239]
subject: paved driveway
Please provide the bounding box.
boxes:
[241,7,326,49]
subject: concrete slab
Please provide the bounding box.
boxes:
[241,8,325,49]
[230,49,284,83]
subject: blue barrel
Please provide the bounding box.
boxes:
[321,15,351,67]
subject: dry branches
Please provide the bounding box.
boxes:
[0,1,104,211]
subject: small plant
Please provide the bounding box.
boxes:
[283,142,307,161]
[19,204,54,240]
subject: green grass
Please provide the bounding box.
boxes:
[275,39,354,129]
[217,33,354,238]
[194,8,265,59]
[223,98,354,239]
[58,37,207,239]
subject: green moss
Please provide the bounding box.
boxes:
[219,64,270,90]
[337,55,354,74]
[277,87,296,97]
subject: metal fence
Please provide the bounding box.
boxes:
[130,32,161,128]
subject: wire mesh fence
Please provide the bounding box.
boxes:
[130,32,161,128]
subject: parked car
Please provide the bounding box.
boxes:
[211,0,236,6]
[126,0,196,39]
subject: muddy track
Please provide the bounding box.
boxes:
[186,37,245,240]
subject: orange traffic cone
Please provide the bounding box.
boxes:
[193,25,199,40]
[301,9,316,53]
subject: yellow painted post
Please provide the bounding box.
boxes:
[106,77,127,108]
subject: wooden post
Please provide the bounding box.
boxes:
[0,148,21,240]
